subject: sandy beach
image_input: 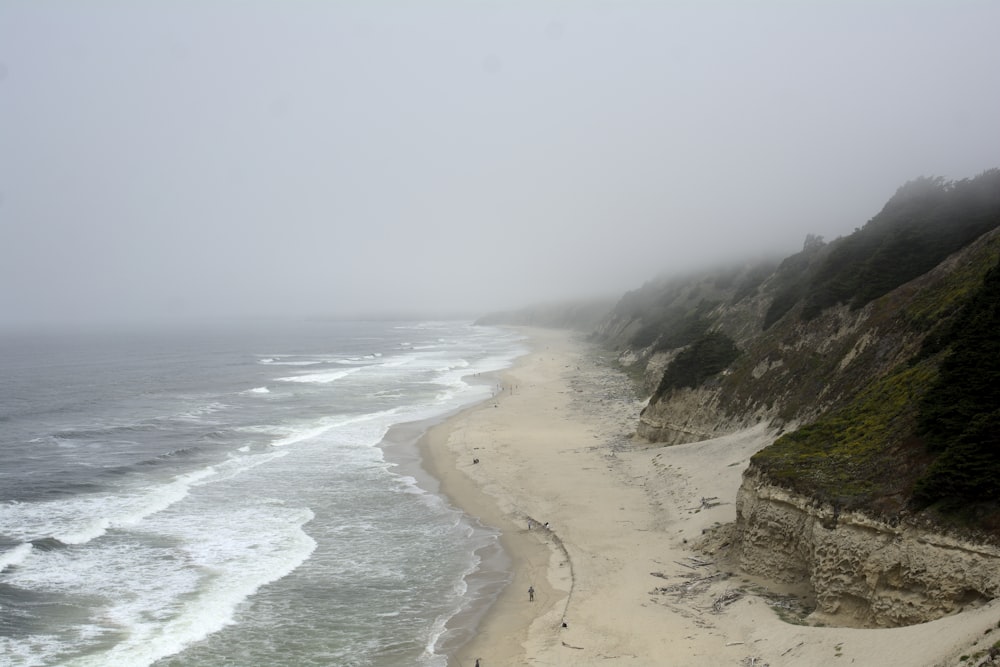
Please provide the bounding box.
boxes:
[421,327,1000,667]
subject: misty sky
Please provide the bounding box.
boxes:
[2,1,999,327]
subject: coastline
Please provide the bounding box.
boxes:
[419,327,1000,667]
[417,326,640,666]
[416,370,555,666]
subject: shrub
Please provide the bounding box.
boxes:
[653,332,740,398]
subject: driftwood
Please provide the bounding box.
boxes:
[687,496,723,511]
[781,642,805,656]
[651,572,725,600]
[711,588,744,613]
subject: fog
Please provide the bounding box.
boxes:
[2,1,999,328]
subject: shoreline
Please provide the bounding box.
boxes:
[380,417,512,662]
[416,326,637,666]
[416,366,557,666]
[417,327,1000,667]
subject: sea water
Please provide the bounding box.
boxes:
[0,320,525,666]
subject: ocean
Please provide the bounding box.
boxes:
[0,320,526,667]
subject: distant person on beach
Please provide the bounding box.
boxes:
[528,585,535,601]
[475,659,480,667]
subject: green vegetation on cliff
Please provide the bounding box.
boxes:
[800,170,1000,320]
[614,277,722,351]
[749,252,1000,525]
[756,170,1000,332]
[914,260,1000,511]
[652,331,740,399]
[751,361,936,509]
[761,236,828,329]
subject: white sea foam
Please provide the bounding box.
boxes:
[0,634,59,667]
[258,355,320,365]
[117,468,218,525]
[0,466,221,547]
[269,409,403,449]
[266,360,324,366]
[422,613,451,666]
[4,446,317,664]
[379,355,412,368]
[246,386,270,394]
[275,367,362,384]
[173,402,228,422]
[207,449,289,482]
[0,542,33,571]
[56,518,113,545]
[270,422,335,447]
[265,418,340,448]
[46,506,317,667]
[372,390,403,399]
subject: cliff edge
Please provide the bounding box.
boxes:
[594,170,1000,626]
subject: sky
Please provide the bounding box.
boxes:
[1,1,999,328]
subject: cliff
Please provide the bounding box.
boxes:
[732,468,1000,627]
[592,169,1000,626]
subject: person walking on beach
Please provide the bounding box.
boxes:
[528,585,535,602]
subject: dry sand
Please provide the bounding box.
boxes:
[420,327,1000,667]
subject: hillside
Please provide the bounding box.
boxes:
[581,169,1000,628]
[477,170,1000,627]
[593,169,1000,531]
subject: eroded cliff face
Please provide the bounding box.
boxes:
[608,227,1000,450]
[636,387,721,444]
[635,386,769,444]
[733,467,1000,627]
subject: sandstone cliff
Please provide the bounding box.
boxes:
[733,468,1000,627]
